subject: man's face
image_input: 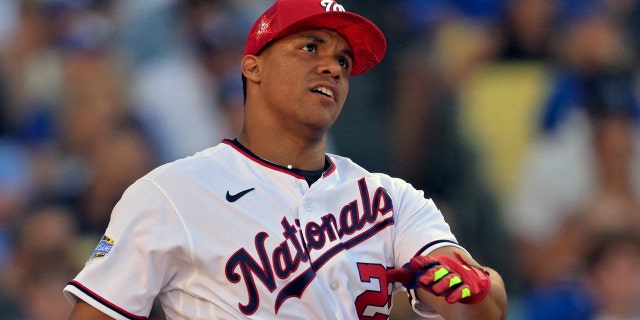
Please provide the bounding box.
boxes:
[254,28,353,135]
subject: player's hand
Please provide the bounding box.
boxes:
[387,252,491,304]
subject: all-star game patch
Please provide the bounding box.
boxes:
[87,234,115,264]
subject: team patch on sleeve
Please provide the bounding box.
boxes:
[87,234,115,264]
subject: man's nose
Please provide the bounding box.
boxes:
[317,56,343,79]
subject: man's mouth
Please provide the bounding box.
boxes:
[311,86,334,99]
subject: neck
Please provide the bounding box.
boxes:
[237,130,327,171]
[239,96,333,170]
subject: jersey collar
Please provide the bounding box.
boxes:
[222,139,336,180]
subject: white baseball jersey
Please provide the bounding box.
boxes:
[63,139,460,319]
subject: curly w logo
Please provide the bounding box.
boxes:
[321,0,345,12]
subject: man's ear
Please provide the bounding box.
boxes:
[242,55,261,83]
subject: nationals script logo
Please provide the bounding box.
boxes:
[224,178,394,315]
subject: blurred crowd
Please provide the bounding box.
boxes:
[0,0,639,319]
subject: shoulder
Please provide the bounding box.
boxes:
[137,142,234,185]
[110,142,237,217]
[327,153,414,190]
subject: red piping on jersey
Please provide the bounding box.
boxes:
[413,239,459,257]
[323,158,337,177]
[222,139,336,179]
[67,280,147,320]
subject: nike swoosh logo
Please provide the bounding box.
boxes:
[226,188,255,202]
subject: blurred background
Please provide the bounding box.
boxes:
[0,0,639,319]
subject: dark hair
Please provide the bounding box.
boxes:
[242,75,247,104]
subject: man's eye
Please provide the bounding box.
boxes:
[338,57,350,69]
[302,44,316,52]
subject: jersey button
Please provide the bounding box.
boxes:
[304,203,313,212]
[291,179,301,187]
[330,282,339,290]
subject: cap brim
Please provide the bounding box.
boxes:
[269,12,386,76]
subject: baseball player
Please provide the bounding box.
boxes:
[64,0,507,319]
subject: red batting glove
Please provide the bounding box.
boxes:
[387,252,491,304]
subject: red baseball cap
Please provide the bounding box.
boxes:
[243,0,386,76]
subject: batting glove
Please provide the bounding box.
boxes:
[387,252,491,304]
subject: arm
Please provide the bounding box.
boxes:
[390,246,507,320]
[69,300,114,320]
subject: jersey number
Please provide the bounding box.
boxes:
[354,263,393,319]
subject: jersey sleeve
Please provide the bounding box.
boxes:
[63,178,191,319]
[388,176,460,264]
[386,176,463,318]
